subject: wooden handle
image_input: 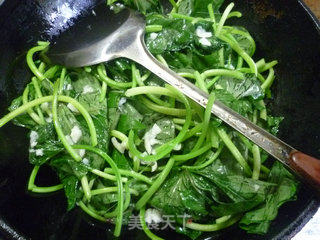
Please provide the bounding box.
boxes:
[288,150,320,188]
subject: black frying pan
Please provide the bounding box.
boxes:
[0,0,319,239]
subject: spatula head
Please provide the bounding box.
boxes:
[48,2,143,67]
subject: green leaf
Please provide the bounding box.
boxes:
[196,168,273,203]
[61,175,80,211]
[266,116,284,135]
[8,96,37,129]
[146,14,195,54]
[90,180,119,213]
[117,101,146,134]
[239,161,298,234]
[214,89,253,116]
[112,149,132,170]
[71,71,106,115]
[134,0,160,14]
[107,90,124,108]
[175,226,202,240]
[107,90,123,131]
[105,59,132,84]
[178,0,225,17]
[150,170,209,220]
[163,45,230,72]
[232,28,256,56]
[29,123,63,165]
[117,114,146,134]
[57,105,94,147]
[152,118,175,142]
[142,118,175,154]
[110,0,161,14]
[215,74,264,100]
[50,155,90,179]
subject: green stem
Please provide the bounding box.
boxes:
[169,0,178,11]
[104,168,152,184]
[91,186,139,196]
[219,34,257,76]
[72,145,123,237]
[128,87,192,162]
[227,11,242,19]
[206,76,220,89]
[84,66,92,73]
[261,68,275,90]
[91,169,127,183]
[202,69,244,79]
[133,157,140,172]
[136,158,175,210]
[31,77,46,124]
[209,126,220,148]
[22,85,44,125]
[217,128,252,175]
[0,95,97,146]
[258,100,267,120]
[78,201,106,222]
[183,144,223,170]
[30,185,64,193]
[178,72,196,79]
[141,72,151,82]
[156,55,169,67]
[236,132,253,150]
[185,215,241,231]
[111,130,128,142]
[31,77,43,98]
[81,176,91,201]
[194,71,208,93]
[236,56,244,69]
[125,86,177,99]
[52,80,82,161]
[208,4,216,27]
[43,65,60,79]
[38,62,46,73]
[26,43,49,81]
[250,110,257,125]
[252,145,261,180]
[193,92,215,150]
[224,26,256,56]
[28,165,63,193]
[140,97,187,117]
[146,25,163,33]
[259,60,278,73]
[256,59,266,70]
[215,3,234,36]
[181,123,203,141]
[99,82,107,102]
[97,64,133,89]
[171,13,196,22]
[173,144,211,162]
[131,65,171,107]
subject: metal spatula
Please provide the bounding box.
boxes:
[48,3,320,190]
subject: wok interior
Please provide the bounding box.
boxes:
[0,0,319,239]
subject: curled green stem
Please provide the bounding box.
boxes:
[28,165,63,193]
[26,43,49,81]
[72,145,123,237]
[185,215,241,231]
[0,95,97,147]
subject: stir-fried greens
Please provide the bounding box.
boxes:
[0,0,299,239]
